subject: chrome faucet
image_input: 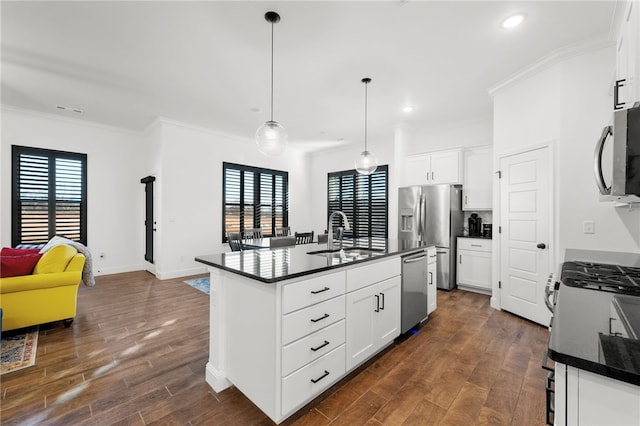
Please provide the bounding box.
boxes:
[327,211,351,250]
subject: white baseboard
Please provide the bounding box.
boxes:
[94,264,145,276]
[155,266,208,280]
[205,362,232,393]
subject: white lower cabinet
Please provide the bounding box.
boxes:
[427,247,437,315]
[281,344,346,414]
[554,362,640,425]
[456,238,492,293]
[346,275,401,371]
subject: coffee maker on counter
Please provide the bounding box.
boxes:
[468,213,482,237]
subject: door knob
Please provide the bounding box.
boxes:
[537,243,546,249]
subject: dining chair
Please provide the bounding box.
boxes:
[269,236,296,248]
[275,226,291,237]
[295,231,314,245]
[243,228,263,240]
[227,232,244,252]
[317,233,328,243]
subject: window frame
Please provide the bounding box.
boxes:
[11,145,88,246]
[222,162,289,242]
[327,165,389,239]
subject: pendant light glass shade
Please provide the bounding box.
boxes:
[356,77,377,175]
[256,11,287,156]
[355,150,378,175]
[256,120,288,156]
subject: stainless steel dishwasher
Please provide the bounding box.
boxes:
[401,249,429,333]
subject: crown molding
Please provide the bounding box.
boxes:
[487,36,614,97]
[1,104,143,137]
[144,116,254,145]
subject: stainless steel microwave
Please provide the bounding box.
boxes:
[594,104,640,203]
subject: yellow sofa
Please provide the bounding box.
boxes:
[0,244,85,331]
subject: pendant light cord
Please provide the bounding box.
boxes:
[270,20,274,122]
[364,80,368,152]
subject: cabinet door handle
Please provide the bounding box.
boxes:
[374,294,380,312]
[614,79,626,110]
[459,254,462,264]
[465,195,468,205]
[311,287,330,294]
[609,317,623,336]
[310,370,330,384]
[380,292,385,310]
[310,313,330,323]
[431,171,434,181]
[428,271,433,285]
[310,340,330,352]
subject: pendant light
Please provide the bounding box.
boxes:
[355,77,378,175]
[256,11,287,156]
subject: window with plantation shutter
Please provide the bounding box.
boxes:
[223,162,288,242]
[327,165,388,241]
[12,145,87,246]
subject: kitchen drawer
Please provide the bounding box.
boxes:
[282,271,346,314]
[282,319,345,376]
[457,238,492,252]
[346,257,401,293]
[282,295,345,344]
[282,344,346,415]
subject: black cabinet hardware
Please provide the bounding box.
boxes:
[609,317,623,336]
[537,243,546,249]
[374,294,380,312]
[380,292,385,310]
[614,79,626,110]
[310,370,330,384]
[428,271,433,285]
[310,313,330,323]
[310,340,330,352]
[311,287,330,294]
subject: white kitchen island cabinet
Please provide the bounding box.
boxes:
[195,239,426,424]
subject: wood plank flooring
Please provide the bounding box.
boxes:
[0,271,549,425]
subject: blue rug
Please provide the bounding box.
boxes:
[183,277,210,295]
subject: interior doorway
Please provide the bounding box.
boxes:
[141,176,156,265]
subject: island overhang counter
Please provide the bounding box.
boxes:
[195,238,429,424]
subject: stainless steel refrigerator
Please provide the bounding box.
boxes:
[398,184,464,290]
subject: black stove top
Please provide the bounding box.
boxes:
[561,261,640,295]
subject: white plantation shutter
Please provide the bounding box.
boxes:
[327,165,388,242]
[223,162,288,241]
[12,146,87,246]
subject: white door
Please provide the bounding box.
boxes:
[499,146,552,326]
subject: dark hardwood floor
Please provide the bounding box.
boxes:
[0,271,549,425]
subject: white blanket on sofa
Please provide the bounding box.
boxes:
[40,236,95,287]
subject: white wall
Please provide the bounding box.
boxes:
[493,44,640,268]
[412,115,493,154]
[147,119,313,279]
[1,107,147,275]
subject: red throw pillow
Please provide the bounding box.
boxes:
[1,247,41,256]
[0,253,43,278]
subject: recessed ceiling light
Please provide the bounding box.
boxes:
[403,106,414,113]
[500,13,527,29]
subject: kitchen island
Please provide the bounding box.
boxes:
[195,238,429,424]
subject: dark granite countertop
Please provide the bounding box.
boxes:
[548,249,640,386]
[195,238,430,284]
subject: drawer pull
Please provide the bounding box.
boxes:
[311,370,330,384]
[310,313,330,323]
[310,340,330,352]
[471,244,482,247]
[311,287,330,294]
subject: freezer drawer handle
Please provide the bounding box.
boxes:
[310,340,330,352]
[311,287,330,294]
[311,370,330,384]
[310,313,330,323]
[403,255,427,263]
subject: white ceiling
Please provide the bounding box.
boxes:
[1,1,616,152]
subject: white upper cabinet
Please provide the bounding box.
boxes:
[463,146,493,210]
[615,1,639,109]
[404,149,463,186]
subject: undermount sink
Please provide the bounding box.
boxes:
[306,247,385,259]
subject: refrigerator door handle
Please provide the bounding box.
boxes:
[417,194,423,239]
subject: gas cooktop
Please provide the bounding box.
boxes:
[561,261,640,296]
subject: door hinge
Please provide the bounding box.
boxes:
[496,170,502,179]
[498,281,502,289]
